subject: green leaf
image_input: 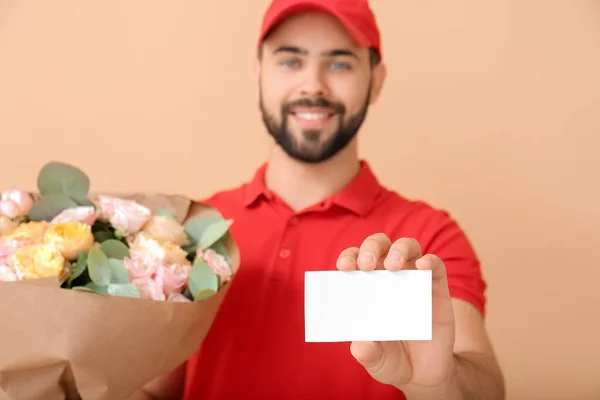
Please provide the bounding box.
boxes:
[184,216,223,247]
[93,231,115,242]
[71,286,97,294]
[155,209,176,220]
[100,239,130,259]
[85,282,109,294]
[27,193,78,221]
[37,161,90,203]
[107,283,141,298]
[72,282,108,294]
[108,258,130,284]
[209,234,230,263]
[199,219,233,250]
[74,197,95,207]
[67,252,88,288]
[188,258,219,300]
[87,247,112,286]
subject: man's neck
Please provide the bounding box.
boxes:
[264,145,361,212]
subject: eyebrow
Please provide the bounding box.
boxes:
[273,46,359,60]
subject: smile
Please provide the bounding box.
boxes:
[290,108,336,128]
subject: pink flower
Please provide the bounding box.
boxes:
[51,206,97,225]
[0,264,17,282]
[198,248,232,283]
[95,196,152,235]
[132,276,166,301]
[123,256,158,280]
[0,238,25,265]
[167,292,191,303]
[0,189,33,218]
[156,263,191,296]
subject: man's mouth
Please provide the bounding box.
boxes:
[290,108,335,128]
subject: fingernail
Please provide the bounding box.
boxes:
[388,252,403,262]
[358,253,373,265]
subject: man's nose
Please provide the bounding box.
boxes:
[298,66,329,98]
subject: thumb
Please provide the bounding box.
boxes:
[350,341,384,370]
[351,341,410,387]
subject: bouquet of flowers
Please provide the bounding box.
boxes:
[0,161,239,400]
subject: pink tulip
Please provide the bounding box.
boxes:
[95,196,152,235]
[51,206,97,225]
[198,248,232,283]
[132,276,166,301]
[0,189,33,218]
[157,263,191,296]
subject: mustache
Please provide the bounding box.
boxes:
[282,97,346,114]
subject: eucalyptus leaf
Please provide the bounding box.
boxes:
[73,197,95,207]
[71,286,97,294]
[93,231,115,243]
[199,219,233,250]
[71,282,108,294]
[184,216,224,248]
[100,239,130,259]
[85,282,109,294]
[67,252,88,288]
[155,209,176,220]
[189,259,219,300]
[27,193,78,221]
[37,161,90,201]
[209,235,230,263]
[108,258,130,284]
[107,283,141,298]
[87,247,112,286]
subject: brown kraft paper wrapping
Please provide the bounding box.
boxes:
[0,193,240,400]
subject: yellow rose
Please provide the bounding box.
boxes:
[140,215,189,246]
[6,221,49,244]
[129,233,190,266]
[11,243,66,280]
[43,222,94,260]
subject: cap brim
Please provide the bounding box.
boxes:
[259,0,370,48]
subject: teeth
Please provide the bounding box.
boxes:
[296,113,328,120]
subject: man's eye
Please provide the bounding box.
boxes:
[330,62,351,70]
[281,59,300,68]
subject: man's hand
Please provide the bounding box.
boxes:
[336,233,505,399]
[336,233,456,390]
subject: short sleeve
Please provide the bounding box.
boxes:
[416,207,487,317]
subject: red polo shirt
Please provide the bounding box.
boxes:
[184,161,486,400]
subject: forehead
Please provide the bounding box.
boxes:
[263,12,359,54]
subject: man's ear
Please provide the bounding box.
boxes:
[368,62,387,105]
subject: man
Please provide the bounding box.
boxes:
[134,0,505,398]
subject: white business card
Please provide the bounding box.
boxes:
[304,270,432,342]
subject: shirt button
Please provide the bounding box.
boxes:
[279,248,291,259]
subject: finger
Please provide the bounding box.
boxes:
[416,254,451,296]
[357,233,392,271]
[383,237,422,271]
[336,247,360,271]
[350,341,383,370]
[350,341,410,387]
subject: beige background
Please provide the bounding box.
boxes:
[1,1,599,399]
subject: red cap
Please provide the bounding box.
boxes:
[258,0,382,59]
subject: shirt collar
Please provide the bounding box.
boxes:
[242,160,384,217]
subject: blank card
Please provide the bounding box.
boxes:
[304,270,432,342]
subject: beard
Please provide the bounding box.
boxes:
[259,89,371,164]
